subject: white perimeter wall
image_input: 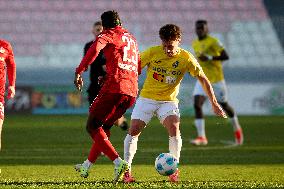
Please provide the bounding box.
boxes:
[179,83,284,115]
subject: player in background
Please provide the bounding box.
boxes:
[0,39,16,150]
[123,24,227,183]
[85,21,128,131]
[190,20,243,146]
[74,10,140,183]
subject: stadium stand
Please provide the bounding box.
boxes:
[0,0,283,85]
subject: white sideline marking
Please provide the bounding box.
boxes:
[219,140,240,148]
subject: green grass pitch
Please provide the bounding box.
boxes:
[0,115,283,188]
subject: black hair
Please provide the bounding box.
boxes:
[159,24,182,41]
[196,20,207,25]
[101,10,121,28]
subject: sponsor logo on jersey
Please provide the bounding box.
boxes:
[172,61,179,68]
[153,72,164,82]
[165,76,177,84]
[152,66,182,76]
[118,62,137,73]
[152,72,177,84]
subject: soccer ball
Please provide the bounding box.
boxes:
[154,153,178,176]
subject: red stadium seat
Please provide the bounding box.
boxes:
[1,0,282,69]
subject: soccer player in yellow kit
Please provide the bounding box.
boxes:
[190,20,244,146]
[123,24,227,183]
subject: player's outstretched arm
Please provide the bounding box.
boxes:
[74,38,108,92]
[75,38,108,75]
[196,73,227,118]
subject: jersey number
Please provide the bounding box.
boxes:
[122,35,138,65]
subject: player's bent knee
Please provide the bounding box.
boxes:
[128,125,142,136]
[128,119,145,136]
[86,116,104,134]
[163,115,180,136]
[220,102,235,117]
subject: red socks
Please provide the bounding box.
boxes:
[88,129,111,163]
[89,127,119,161]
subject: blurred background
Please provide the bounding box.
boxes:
[0,0,283,116]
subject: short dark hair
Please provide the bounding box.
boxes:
[196,20,207,25]
[94,21,102,27]
[159,24,182,41]
[101,10,121,28]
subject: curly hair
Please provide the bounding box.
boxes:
[159,24,182,41]
[101,10,121,28]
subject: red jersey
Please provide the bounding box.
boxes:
[0,39,16,90]
[76,26,140,97]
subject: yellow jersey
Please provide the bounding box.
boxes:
[140,46,203,102]
[192,35,224,83]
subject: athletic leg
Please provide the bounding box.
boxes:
[191,95,208,145]
[156,101,181,182]
[164,115,181,183]
[76,93,134,181]
[215,81,243,145]
[123,97,156,183]
[220,102,243,145]
[163,115,181,161]
[124,119,145,170]
[191,81,208,145]
[163,115,182,182]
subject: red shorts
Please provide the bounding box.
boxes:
[89,92,136,127]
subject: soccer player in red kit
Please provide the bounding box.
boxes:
[0,39,16,150]
[74,10,140,183]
